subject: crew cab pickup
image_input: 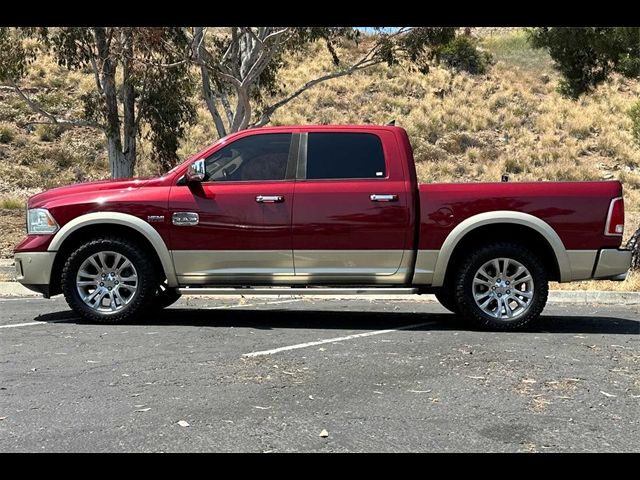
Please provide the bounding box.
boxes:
[14,125,632,329]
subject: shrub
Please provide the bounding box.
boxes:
[36,123,63,142]
[0,197,24,209]
[0,123,15,144]
[630,100,640,147]
[435,36,492,75]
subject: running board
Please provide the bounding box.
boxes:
[177,287,419,296]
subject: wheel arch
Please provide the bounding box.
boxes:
[431,211,570,287]
[48,212,177,295]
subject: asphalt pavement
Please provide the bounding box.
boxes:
[0,295,638,452]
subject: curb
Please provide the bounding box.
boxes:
[0,281,638,304]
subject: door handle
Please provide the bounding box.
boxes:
[256,195,284,203]
[370,194,398,202]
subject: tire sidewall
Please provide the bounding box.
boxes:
[455,243,548,330]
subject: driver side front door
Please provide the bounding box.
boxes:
[168,131,298,285]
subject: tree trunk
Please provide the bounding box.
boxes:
[95,27,132,179]
[194,27,227,138]
[107,135,133,178]
[627,227,640,271]
[122,28,136,177]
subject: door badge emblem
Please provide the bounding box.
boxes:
[172,212,199,226]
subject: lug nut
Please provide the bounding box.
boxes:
[108,287,112,291]
[115,280,119,285]
[506,290,511,294]
[99,282,104,286]
[506,281,510,285]
[497,293,502,297]
[492,286,496,290]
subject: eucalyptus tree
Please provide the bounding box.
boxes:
[188,27,464,138]
[0,27,196,178]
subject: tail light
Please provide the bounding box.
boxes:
[604,197,624,236]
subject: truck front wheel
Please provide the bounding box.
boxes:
[434,289,459,314]
[453,243,548,330]
[61,237,158,323]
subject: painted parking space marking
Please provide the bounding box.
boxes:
[0,319,73,329]
[243,320,437,357]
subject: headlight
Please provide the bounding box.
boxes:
[27,208,59,234]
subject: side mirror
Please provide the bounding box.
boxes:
[186,159,206,183]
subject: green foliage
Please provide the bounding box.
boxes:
[139,66,197,171]
[0,28,38,82]
[0,123,15,143]
[42,27,197,173]
[36,123,63,142]
[630,100,640,147]
[434,36,491,75]
[529,27,640,98]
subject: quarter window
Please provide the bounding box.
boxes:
[306,132,386,180]
[204,133,292,182]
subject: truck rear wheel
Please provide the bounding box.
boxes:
[61,237,158,323]
[453,243,548,330]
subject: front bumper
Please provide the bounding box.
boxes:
[593,248,632,280]
[14,252,56,297]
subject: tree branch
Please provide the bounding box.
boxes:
[251,58,382,128]
[4,79,103,129]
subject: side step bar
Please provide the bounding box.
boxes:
[177,287,419,296]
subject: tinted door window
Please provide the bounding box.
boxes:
[306,132,386,180]
[205,133,292,182]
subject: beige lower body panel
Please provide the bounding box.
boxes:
[14,252,55,285]
[294,250,412,284]
[173,250,294,285]
[173,249,413,285]
[593,249,632,279]
[566,250,598,281]
[412,250,439,285]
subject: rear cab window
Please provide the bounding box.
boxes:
[305,132,386,180]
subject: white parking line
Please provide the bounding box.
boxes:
[243,320,437,357]
[0,319,71,329]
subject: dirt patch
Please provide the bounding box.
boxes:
[0,208,25,258]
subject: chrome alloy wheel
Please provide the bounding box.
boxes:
[472,257,534,320]
[76,251,138,313]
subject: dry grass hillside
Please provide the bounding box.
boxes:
[0,28,639,289]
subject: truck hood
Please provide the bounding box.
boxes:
[28,178,153,209]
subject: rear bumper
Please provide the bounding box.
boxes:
[14,252,56,297]
[593,248,632,280]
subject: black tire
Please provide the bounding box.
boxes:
[61,236,158,323]
[153,280,182,310]
[434,289,459,314]
[454,242,548,330]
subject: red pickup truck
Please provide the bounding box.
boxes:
[14,125,631,329]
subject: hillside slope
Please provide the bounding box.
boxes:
[0,29,638,289]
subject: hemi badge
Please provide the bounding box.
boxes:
[147,215,165,223]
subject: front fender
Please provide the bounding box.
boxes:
[48,212,178,287]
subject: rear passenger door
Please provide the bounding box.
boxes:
[291,130,413,284]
